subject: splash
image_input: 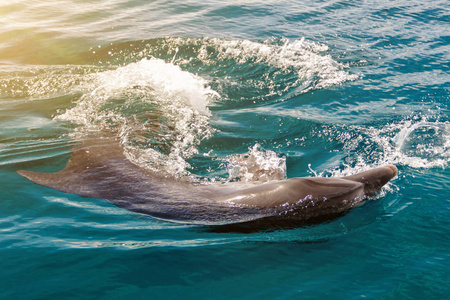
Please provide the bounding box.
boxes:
[391,120,450,168]
[226,144,287,182]
[56,58,219,175]
[324,117,450,179]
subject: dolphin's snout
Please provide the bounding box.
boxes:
[343,164,398,196]
[386,164,398,178]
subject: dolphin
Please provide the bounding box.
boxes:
[17,138,398,232]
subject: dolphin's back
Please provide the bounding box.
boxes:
[18,139,153,199]
[17,138,397,230]
[213,177,365,208]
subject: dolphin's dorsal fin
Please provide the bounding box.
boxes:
[17,138,139,198]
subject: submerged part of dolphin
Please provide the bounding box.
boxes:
[17,138,398,232]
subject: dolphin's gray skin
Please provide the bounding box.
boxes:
[17,138,398,232]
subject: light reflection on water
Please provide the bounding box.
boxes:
[0,0,449,299]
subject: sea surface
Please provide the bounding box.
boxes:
[1,0,449,299]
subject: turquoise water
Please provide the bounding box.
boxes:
[1,0,449,299]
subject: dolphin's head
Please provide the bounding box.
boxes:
[343,164,398,196]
